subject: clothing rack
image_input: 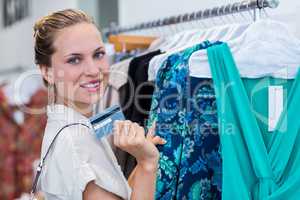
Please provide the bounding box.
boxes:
[104,0,279,37]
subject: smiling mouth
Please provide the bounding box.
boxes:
[80,80,101,92]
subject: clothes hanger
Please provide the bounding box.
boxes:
[188,18,300,79]
[147,23,204,81]
[147,22,245,81]
[147,4,250,81]
[163,2,250,52]
[229,19,300,78]
[188,1,258,78]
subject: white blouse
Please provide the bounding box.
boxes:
[38,104,131,200]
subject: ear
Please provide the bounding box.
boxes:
[39,65,54,85]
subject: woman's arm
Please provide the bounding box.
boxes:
[127,160,158,200]
[84,121,165,200]
[114,121,164,200]
[84,161,158,200]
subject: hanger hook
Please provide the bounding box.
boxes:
[156,20,162,37]
[257,0,264,9]
[238,1,248,22]
[208,8,213,18]
[221,5,230,24]
[217,5,221,16]
[231,2,239,22]
[188,12,196,29]
[201,10,208,28]
[218,6,227,24]
[208,8,215,26]
[260,0,266,18]
[229,3,233,13]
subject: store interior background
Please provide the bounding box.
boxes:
[0,0,299,84]
[0,1,299,199]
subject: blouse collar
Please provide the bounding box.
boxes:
[46,104,91,125]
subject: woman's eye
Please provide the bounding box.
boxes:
[67,57,81,65]
[94,51,105,60]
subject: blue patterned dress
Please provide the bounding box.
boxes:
[147,41,222,200]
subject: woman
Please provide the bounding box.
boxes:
[34,9,166,200]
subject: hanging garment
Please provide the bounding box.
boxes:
[15,89,48,196]
[113,49,141,63]
[109,58,133,91]
[147,23,250,82]
[190,20,300,80]
[147,41,222,200]
[117,50,162,178]
[0,88,18,200]
[121,49,162,125]
[207,43,300,200]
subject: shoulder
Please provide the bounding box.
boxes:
[41,121,131,199]
[40,122,94,195]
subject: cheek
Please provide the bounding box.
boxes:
[54,66,81,83]
[53,66,83,97]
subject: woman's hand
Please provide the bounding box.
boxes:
[113,120,166,170]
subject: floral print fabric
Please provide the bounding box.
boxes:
[16,89,48,195]
[0,88,18,200]
[147,41,222,200]
[0,88,47,199]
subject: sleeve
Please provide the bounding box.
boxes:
[42,124,131,199]
[69,126,131,199]
[43,192,67,200]
[40,126,78,198]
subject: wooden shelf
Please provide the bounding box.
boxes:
[108,34,157,52]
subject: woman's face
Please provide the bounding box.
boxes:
[47,23,109,110]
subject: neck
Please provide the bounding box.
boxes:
[56,96,93,117]
[71,101,93,118]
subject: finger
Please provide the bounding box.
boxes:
[123,120,131,137]
[134,125,145,146]
[130,123,138,139]
[125,122,134,145]
[119,121,128,147]
[126,123,137,146]
[151,136,167,145]
[113,120,121,146]
[147,121,156,139]
[137,125,145,137]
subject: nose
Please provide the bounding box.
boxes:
[84,58,100,76]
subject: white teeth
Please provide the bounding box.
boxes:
[82,82,99,88]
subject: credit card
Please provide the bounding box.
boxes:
[89,105,125,139]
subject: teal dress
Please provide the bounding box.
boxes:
[207,43,300,200]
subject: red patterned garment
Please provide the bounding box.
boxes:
[0,88,18,200]
[15,89,48,196]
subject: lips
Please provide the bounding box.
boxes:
[80,79,101,92]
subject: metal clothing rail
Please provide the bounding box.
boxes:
[104,0,279,36]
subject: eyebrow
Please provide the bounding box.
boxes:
[64,46,105,58]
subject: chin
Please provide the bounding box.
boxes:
[78,93,101,105]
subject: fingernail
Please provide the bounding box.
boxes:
[162,139,167,144]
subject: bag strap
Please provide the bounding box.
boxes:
[30,122,90,197]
